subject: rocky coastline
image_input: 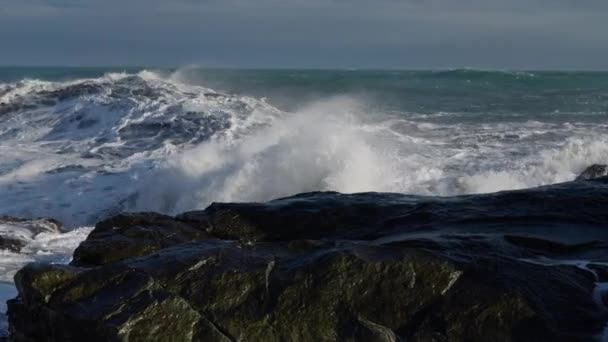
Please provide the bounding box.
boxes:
[4,167,608,341]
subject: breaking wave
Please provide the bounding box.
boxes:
[1,70,607,225]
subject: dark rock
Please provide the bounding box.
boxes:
[0,236,25,253]
[13,263,84,305]
[504,235,602,255]
[71,212,212,267]
[0,216,63,235]
[9,237,604,341]
[0,235,26,253]
[589,264,608,282]
[176,192,412,243]
[577,164,608,180]
[0,216,64,252]
[9,185,608,341]
[8,263,200,342]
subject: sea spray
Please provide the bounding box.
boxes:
[1,70,607,225]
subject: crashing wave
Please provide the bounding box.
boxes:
[1,70,607,227]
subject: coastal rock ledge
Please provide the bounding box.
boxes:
[8,180,608,341]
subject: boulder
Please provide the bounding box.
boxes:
[72,212,212,267]
[8,185,608,341]
[9,236,604,341]
[175,192,409,243]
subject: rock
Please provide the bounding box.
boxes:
[0,216,63,236]
[8,262,201,342]
[176,192,416,243]
[0,236,25,253]
[9,186,608,341]
[72,212,212,267]
[0,216,64,252]
[577,164,608,180]
[504,235,601,255]
[13,263,84,305]
[9,237,603,341]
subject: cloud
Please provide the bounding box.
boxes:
[0,0,607,68]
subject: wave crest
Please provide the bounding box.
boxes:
[133,97,406,214]
[0,70,607,225]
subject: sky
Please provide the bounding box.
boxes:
[0,0,607,69]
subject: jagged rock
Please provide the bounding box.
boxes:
[8,184,608,341]
[577,164,608,180]
[72,212,212,267]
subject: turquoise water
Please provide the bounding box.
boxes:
[3,67,607,118]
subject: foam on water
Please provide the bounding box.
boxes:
[1,69,608,336]
[0,219,92,337]
[2,70,607,224]
[0,70,281,226]
[1,70,607,225]
[135,102,608,214]
[0,225,93,283]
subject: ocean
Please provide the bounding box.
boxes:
[1,67,608,338]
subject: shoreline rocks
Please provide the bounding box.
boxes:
[7,180,608,341]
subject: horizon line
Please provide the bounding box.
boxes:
[1,65,608,73]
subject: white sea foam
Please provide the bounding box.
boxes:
[458,136,608,194]
[135,98,608,214]
[0,220,92,336]
[0,224,93,283]
[1,69,608,337]
[1,70,607,223]
[133,97,413,213]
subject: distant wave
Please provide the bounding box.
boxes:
[429,68,537,79]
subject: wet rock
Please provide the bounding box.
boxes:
[577,164,608,180]
[176,192,410,243]
[0,216,63,235]
[0,236,25,253]
[0,216,64,252]
[9,235,604,341]
[9,187,608,341]
[72,213,212,267]
[13,263,84,305]
[8,263,200,342]
[504,235,602,255]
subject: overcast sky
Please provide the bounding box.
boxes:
[0,0,607,69]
